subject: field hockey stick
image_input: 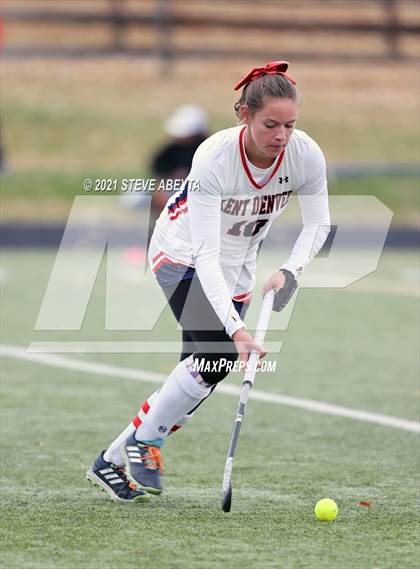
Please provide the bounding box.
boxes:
[221,288,275,513]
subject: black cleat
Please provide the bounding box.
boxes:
[122,435,164,495]
[86,451,150,503]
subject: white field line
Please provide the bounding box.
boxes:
[2,344,419,434]
[26,341,282,354]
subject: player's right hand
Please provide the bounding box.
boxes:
[232,329,267,364]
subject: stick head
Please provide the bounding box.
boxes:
[221,483,232,512]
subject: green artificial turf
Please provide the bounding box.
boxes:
[1,248,419,568]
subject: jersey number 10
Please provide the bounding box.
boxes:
[227,219,269,237]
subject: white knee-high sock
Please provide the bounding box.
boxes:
[135,358,211,442]
[103,390,162,465]
[103,424,134,465]
[103,357,204,463]
[131,388,196,435]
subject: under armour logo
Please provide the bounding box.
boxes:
[279,176,289,184]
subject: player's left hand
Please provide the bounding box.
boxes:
[263,269,298,312]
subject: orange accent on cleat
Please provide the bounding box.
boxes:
[141,446,164,474]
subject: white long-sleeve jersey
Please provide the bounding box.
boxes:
[149,125,330,338]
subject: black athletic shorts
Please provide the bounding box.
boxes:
[156,269,249,385]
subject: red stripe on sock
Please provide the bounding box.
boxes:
[133,399,151,428]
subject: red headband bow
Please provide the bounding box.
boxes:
[234,60,296,91]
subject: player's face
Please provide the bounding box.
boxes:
[246,98,298,162]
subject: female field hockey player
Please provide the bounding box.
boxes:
[87,61,331,502]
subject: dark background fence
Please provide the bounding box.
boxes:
[2,0,419,63]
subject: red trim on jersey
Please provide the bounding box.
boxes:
[171,196,187,209]
[168,196,188,219]
[169,206,188,221]
[239,126,285,190]
[152,251,189,268]
[170,425,181,433]
[132,415,141,428]
[152,251,164,263]
[233,292,252,304]
[152,252,192,274]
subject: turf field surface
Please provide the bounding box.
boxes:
[1,247,419,569]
